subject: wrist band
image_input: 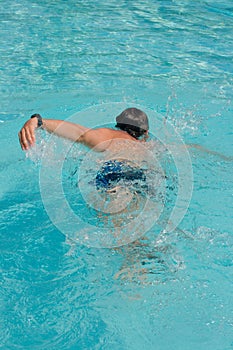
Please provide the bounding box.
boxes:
[30,113,43,128]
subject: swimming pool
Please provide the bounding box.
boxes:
[1,0,233,349]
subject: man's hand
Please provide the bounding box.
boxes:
[18,118,38,150]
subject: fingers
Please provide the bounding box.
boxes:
[18,123,36,150]
[18,128,28,150]
[25,126,35,146]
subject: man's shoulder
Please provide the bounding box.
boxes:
[96,128,132,139]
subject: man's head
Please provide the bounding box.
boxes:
[115,107,149,139]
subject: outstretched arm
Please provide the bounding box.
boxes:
[18,115,90,150]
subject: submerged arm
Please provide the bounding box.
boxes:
[186,143,233,161]
[167,142,232,162]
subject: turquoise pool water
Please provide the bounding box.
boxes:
[1,1,233,349]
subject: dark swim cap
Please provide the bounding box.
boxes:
[116,108,149,131]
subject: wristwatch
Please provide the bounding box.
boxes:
[30,113,43,128]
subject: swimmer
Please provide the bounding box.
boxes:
[18,106,232,247]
